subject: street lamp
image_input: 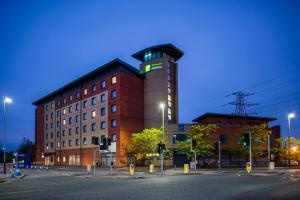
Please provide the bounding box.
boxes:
[288,112,295,167]
[159,103,165,173]
[3,97,12,174]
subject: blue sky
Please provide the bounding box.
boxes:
[1,0,300,150]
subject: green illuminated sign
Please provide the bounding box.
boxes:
[144,62,162,73]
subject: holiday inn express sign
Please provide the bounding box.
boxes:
[145,62,162,73]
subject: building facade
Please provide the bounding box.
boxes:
[33,44,183,167]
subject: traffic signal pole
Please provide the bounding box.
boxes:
[93,147,100,177]
[249,131,252,170]
[160,107,164,174]
[218,140,221,170]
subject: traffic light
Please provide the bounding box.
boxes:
[192,139,197,147]
[100,137,107,150]
[92,137,99,145]
[213,142,219,154]
[243,133,250,146]
[157,142,166,154]
[107,138,112,146]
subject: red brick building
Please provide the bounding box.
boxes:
[33,44,184,167]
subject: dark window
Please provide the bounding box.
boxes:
[101,107,105,116]
[76,92,80,99]
[178,124,185,131]
[112,134,117,142]
[92,85,97,92]
[101,121,106,129]
[76,103,80,111]
[92,123,96,131]
[62,130,66,136]
[83,113,88,120]
[76,115,79,123]
[91,97,96,105]
[83,100,87,108]
[111,90,117,99]
[172,134,187,144]
[83,125,87,133]
[111,119,117,128]
[220,134,229,144]
[69,106,72,113]
[76,127,79,134]
[69,117,72,125]
[68,128,72,136]
[101,80,106,88]
[101,94,106,102]
[111,105,117,113]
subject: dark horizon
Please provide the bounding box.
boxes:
[1,0,300,150]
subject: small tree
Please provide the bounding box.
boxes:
[128,128,165,159]
[176,124,218,160]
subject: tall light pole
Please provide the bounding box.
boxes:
[160,103,165,173]
[288,112,295,167]
[3,97,12,174]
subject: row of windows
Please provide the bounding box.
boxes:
[167,62,173,121]
[46,134,117,149]
[144,51,163,62]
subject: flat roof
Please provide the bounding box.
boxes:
[33,58,143,106]
[132,43,184,62]
[192,113,277,123]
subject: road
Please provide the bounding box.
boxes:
[0,170,300,200]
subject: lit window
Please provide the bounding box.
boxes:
[112,76,117,84]
[63,108,66,115]
[101,94,106,102]
[168,95,171,101]
[101,121,106,129]
[101,80,106,88]
[63,98,66,104]
[168,108,172,115]
[112,134,117,142]
[83,113,88,120]
[111,90,117,99]
[69,95,72,101]
[111,105,117,113]
[92,85,97,92]
[168,88,171,94]
[63,156,66,162]
[101,107,106,116]
[69,106,72,113]
[68,128,72,135]
[83,100,87,108]
[92,123,96,131]
[168,115,172,121]
[46,143,49,149]
[111,119,117,128]
[76,115,79,123]
[57,156,60,162]
[84,89,88,95]
[92,110,96,118]
[63,119,66,125]
[83,125,87,133]
[57,142,60,148]
[83,138,87,145]
[91,97,96,105]
[168,101,171,107]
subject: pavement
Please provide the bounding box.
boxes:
[0,167,300,200]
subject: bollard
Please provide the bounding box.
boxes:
[246,162,252,174]
[15,168,21,176]
[149,164,154,173]
[9,169,15,178]
[129,164,135,176]
[183,164,189,173]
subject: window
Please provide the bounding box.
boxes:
[101,107,105,116]
[51,122,53,129]
[112,134,117,142]
[101,94,106,102]
[111,119,117,128]
[69,117,72,125]
[62,130,66,136]
[57,142,60,148]
[51,112,53,119]
[46,133,48,140]
[83,138,87,145]
[68,128,72,135]
[51,142,53,148]
[50,132,53,139]
[57,100,60,106]
[62,141,65,147]
[69,95,72,101]
[168,108,172,115]
[69,140,72,147]
[92,110,96,118]
[92,123,96,131]
[57,156,60,162]
[46,143,49,149]
[45,105,48,111]
[57,131,60,137]
[111,90,117,99]
[76,103,80,111]
[63,98,66,104]
[101,121,106,129]
[76,92,80,99]
[57,111,60,117]
[63,108,66,115]
[76,115,79,123]
[63,156,66,162]
[172,134,187,144]
[101,80,106,88]
[63,119,66,125]
[76,139,79,146]
[76,127,79,134]
[46,124,48,130]
[57,121,60,127]
[83,100,87,108]
[91,97,96,105]
[46,114,48,121]
[220,134,229,144]
[112,76,117,84]
[92,85,97,92]
[111,105,117,113]
[69,106,72,113]
[83,125,87,133]
[83,113,88,120]
[84,89,88,95]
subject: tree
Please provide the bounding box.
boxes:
[18,137,35,160]
[272,137,300,162]
[128,128,165,159]
[176,124,218,160]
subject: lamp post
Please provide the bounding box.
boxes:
[160,103,165,173]
[288,112,295,167]
[3,97,12,174]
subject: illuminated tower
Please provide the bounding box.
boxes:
[132,44,184,128]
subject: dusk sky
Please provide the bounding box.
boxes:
[1,0,300,150]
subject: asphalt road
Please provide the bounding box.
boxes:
[0,170,300,200]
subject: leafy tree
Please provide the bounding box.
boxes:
[128,128,165,159]
[176,124,218,160]
[272,137,300,161]
[18,137,35,160]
